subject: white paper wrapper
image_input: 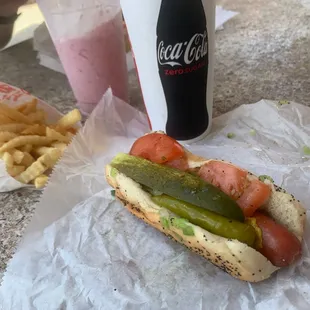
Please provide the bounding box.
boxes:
[215,6,239,30]
[0,82,64,193]
[0,4,45,51]
[1,90,310,310]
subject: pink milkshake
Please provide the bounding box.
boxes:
[54,11,128,115]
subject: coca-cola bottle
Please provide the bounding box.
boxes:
[156,0,209,141]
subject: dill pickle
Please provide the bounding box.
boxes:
[152,195,256,247]
[110,153,244,221]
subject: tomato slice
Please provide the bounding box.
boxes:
[237,179,271,217]
[198,160,248,200]
[165,156,189,171]
[253,212,302,267]
[129,133,185,164]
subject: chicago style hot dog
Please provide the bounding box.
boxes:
[105,132,306,282]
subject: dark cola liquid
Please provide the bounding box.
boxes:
[156,0,209,141]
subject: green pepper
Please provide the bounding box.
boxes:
[227,132,236,139]
[152,195,257,247]
[303,146,310,156]
[258,175,274,183]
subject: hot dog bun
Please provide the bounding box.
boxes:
[105,133,306,282]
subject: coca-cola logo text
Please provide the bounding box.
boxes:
[157,31,208,67]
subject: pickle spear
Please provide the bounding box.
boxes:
[152,195,257,247]
[111,153,244,221]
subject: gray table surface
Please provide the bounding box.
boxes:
[1,0,310,278]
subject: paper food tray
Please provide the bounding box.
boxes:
[0,81,78,192]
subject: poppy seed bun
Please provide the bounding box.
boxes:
[106,165,279,282]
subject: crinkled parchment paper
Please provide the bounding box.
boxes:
[0,82,64,192]
[1,90,310,310]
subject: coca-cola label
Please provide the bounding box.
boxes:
[155,0,210,141]
[157,31,208,67]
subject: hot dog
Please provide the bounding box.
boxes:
[105,132,306,282]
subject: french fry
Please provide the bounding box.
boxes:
[0,131,17,142]
[20,152,35,167]
[0,135,53,153]
[0,102,33,124]
[51,142,67,152]
[21,124,46,136]
[34,174,48,189]
[15,149,61,184]
[2,152,14,168]
[10,149,25,164]
[32,146,56,157]
[19,144,33,153]
[46,127,70,143]
[49,125,66,135]
[16,99,38,115]
[0,98,79,186]
[56,109,81,128]
[0,123,28,133]
[16,162,46,183]
[7,165,25,177]
[0,115,13,125]
[51,125,77,136]
[67,127,78,134]
[27,110,46,124]
[66,132,75,142]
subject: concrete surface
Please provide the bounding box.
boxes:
[0,0,310,278]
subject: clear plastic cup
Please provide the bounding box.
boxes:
[38,0,129,115]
